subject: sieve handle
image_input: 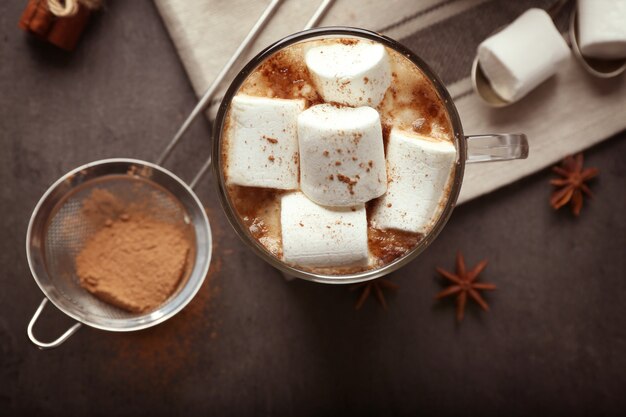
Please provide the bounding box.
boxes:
[27,298,82,350]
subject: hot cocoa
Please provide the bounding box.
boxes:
[220,36,456,275]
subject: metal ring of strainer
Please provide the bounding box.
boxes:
[26,159,212,348]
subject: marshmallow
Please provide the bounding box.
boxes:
[305,40,391,107]
[225,94,305,189]
[579,0,626,59]
[371,129,456,234]
[297,104,387,207]
[280,192,369,268]
[477,8,570,103]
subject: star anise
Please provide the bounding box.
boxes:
[436,252,496,322]
[351,278,398,310]
[550,153,598,216]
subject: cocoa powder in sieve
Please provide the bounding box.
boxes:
[75,188,192,313]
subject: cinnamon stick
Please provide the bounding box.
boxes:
[19,0,92,51]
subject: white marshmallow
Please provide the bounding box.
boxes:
[477,8,570,103]
[225,95,305,189]
[281,192,369,268]
[305,40,391,107]
[579,0,626,59]
[297,104,387,207]
[371,129,456,234]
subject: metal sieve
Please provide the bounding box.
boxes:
[26,0,334,349]
[26,159,212,348]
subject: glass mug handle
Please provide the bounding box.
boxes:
[465,134,529,163]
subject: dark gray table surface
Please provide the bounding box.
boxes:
[1,1,625,416]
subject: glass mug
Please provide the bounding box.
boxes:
[213,27,528,284]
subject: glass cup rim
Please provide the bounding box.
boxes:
[212,26,466,284]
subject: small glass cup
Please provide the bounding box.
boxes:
[212,27,528,284]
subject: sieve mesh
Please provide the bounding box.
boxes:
[42,175,195,321]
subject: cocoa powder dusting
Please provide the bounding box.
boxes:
[337,173,358,195]
[228,185,283,257]
[102,204,224,388]
[382,122,392,154]
[368,227,421,265]
[76,188,192,313]
[257,48,321,105]
[411,85,449,135]
[339,38,358,45]
[81,188,125,226]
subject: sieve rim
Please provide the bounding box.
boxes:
[26,158,212,332]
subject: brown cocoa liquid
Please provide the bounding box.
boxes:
[221,37,455,275]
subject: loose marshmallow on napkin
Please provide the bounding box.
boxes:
[371,129,456,234]
[225,94,304,189]
[477,8,570,103]
[281,192,369,268]
[305,40,391,107]
[578,0,626,59]
[297,104,387,207]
